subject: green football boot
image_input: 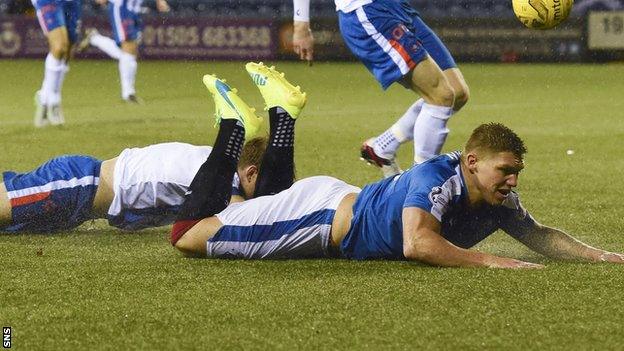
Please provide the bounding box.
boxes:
[202,74,264,140]
[245,62,307,119]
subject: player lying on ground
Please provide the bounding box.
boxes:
[0,139,267,233]
[292,0,470,177]
[0,62,302,233]
[171,71,624,268]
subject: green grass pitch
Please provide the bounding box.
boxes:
[1,60,623,349]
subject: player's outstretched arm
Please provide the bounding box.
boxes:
[292,0,314,62]
[512,222,624,263]
[402,207,544,269]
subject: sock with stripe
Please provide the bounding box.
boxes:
[372,99,424,158]
[412,103,454,163]
[253,107,296,197]
[171,119,245,244]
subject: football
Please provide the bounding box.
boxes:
[512,0,574,29]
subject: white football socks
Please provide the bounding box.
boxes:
[119,52,137,99]
[90,33,122,60]
[90,33,137,99]
[372,99,424,159]
[40,53,65,105]
[55,61,69,104]
[412,103,454,163]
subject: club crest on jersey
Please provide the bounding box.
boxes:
[428,186,444,204]
[428,175,462,220]
[392,24,409,40]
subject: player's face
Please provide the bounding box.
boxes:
[473,151,524,206]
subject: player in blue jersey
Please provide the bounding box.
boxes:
[172,72,624,267]
[32,0,83,127]
[77,0,169,103]
[292,0,470,177]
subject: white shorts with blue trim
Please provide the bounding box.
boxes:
[108,2,142,44]
[208,176,361,259]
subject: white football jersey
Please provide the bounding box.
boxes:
[107,142,240,230]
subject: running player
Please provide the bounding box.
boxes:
[77,0,169,103]
[292,0,470,177]
[171,71,624,268]
[32,0,82,127]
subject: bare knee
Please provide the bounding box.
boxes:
[453,83,470,111]
[427,82,455,108]
[49,39,70,59]
[121,41,139,56]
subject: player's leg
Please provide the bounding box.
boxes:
[406,56,455,163]
[0,155,102,233]
[171,118,244,255]
[338,1,450,175]
[171,74,263,249]
[83,28,123,60]
[108,3,142,102]
[245,62,307,197]
[411,15,470,112]
[361,98,423,170]
[119,40,140,102]
[50,0,80,125]
[444,68,470,112]
[407,13,476,163]
[35,28,69,127]
[33,0,72,127]
[339,0,462,169]
[368,22,462,165]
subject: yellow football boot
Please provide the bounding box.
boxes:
[202,74,263,140]
[245,62,307,119]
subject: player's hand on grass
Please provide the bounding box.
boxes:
[490,258,545,269]
[293,21,314,64]
[598,251,624,264]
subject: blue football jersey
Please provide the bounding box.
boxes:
[341,152,537,260]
